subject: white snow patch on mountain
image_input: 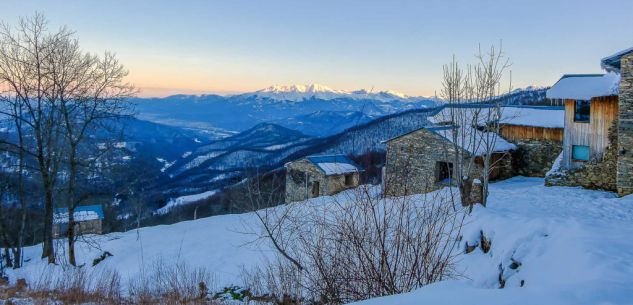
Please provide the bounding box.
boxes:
[156,190,218,214]
[241,83,420,102]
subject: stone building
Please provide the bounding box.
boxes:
[383,123,516,196]
[53,205,104,238]
[496,107,564,177]
[285,155,363,203]
[545,46,633,196]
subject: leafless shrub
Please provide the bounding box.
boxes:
[247,179,466,304]
[27,265,123,303]
[128,259,216,304]
[242,260,303,304]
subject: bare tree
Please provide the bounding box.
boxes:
[0,13,135,264]
[50,37,135,266]
[0,13,69,263]
[439,43,511,209]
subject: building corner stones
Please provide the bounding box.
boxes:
[617,53,633,196]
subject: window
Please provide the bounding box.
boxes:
[435,161,454,183]
[344,174,353,186]
[572,145,590,161]
[574,100,590,123]
[311,181,320,197]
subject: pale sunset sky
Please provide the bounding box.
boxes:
[1,0,631,97]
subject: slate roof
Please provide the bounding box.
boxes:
[304,155,363,175]
[54,205,104,224]
[384,124,516,156]
[601,46,633,73]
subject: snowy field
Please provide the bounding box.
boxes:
[8,177,633,304]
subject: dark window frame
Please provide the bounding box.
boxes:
[435,161,454,183]
[574,100,591,123]
[344,174,353,186]
[311,181,320,197]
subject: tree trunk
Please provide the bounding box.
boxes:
[67,150,78,267]
[15,112,26,268]
[459,177,473,208]
[41,179,55,264]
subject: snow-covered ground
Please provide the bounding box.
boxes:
[8,177,633,304]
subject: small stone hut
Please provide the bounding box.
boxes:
[384,123,516,196]
[545,46,633,196]
[285,155,363,203]
[53,205,104,238]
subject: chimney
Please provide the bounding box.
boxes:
[617,53,633,196]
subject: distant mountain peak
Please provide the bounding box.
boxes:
[243,83,414,102]
[258,84,343,95]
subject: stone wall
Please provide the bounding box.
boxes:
[617,53,633,196]
[385,128,460,196]
[385,128,512,197]
[53,219,102,238]
[285,160,361,203]
[285,160,325,203]
[324,173,360,197]
[545,124,618,192]
[511,139,563,177]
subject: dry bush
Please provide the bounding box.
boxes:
[247,182,466,304]
[26,265,123,303]
[128,259,216,304]
[4,259,223,304]
[242,260,303,304]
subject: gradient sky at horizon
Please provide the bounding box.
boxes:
[1,0,632,97]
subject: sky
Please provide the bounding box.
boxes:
[0,0,631,98]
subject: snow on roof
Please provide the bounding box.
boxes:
[429,105,564,129]
[54,205,104,224]
[430,126,516,156]
[601,46,633,73]
[305,155,362,175]
[498,107,564,128]
[546,73,620,100]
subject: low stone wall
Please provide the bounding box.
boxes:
[512,139,562,177]
[545,126,617,192]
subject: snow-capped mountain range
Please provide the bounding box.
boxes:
[133,84,439,137]
[239,83,418,102]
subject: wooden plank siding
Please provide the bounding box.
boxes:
[500,125,563,142]
[563,96,619,169]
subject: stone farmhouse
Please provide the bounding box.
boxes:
[53,205,104,238]
[285,155,363,203]
[383,106,564,196]
[545,46,633,196]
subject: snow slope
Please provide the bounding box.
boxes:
[8,177,633,304]
[352,178,633,305]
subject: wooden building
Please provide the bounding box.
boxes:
[546,74,620,169]
[53,205,104,238]
[544,45,633,196]
[285,155,363,203]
